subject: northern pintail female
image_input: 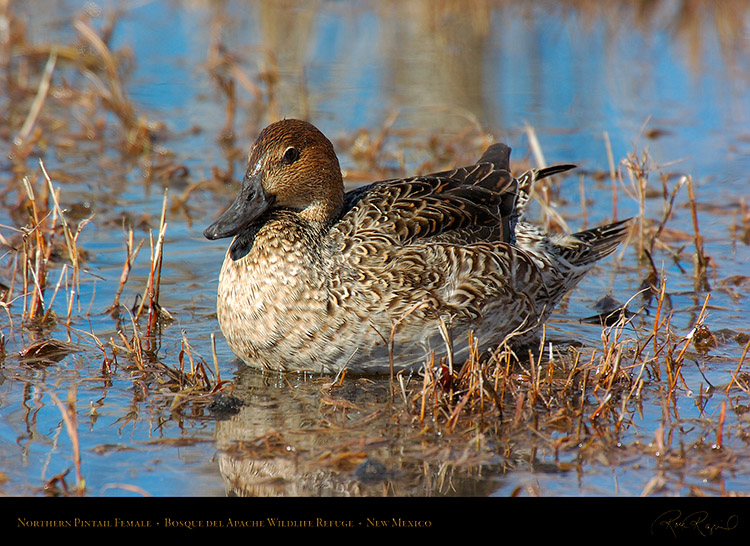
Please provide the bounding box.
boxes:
[204,119,630,374]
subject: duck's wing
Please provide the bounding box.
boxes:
[336,144,519,247]
[427,143,512,190]
[327,147,558,334]
[337,177,505,245]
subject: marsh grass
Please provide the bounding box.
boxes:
[3,163,232,494]
[0,6,233,492]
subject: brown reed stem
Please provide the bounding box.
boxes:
[48,389,85,495]
[686,175,709,291]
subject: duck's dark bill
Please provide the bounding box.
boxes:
[203,172,273,240]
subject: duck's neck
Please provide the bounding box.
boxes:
[229,209,325,262]
[296,192,344,225]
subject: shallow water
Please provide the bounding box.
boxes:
[1,0,750,502]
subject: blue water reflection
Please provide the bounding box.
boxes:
[4,0,750,497]
[109,1,749,188]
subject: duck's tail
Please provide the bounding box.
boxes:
[514,164,577,218]
[516,218,632,312]
[557,218,633,267]
[509,163,576,244]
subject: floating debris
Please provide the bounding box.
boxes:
[579,295,636,326]
[208,392,244,419]
[18,338,79,366]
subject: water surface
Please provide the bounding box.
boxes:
[1,0,749,503]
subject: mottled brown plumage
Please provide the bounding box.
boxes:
[204,119,630,373]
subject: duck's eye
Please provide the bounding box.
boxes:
[282,146,299,164]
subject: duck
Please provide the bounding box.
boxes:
[204,119,630,374]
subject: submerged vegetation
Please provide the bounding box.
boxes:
[1,0,749,499]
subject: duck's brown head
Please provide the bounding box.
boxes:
[204,119,344,240]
